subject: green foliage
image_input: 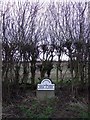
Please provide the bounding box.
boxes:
[18,99,54,118]
[67,102,89,118]
[80,111,90,118]
[38,106,53,118]
[57,79,72,86]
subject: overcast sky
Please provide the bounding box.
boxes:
[1,0,90,4]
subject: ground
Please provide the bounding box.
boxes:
[2,84,88,119]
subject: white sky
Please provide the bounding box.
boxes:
[1,0,90,4]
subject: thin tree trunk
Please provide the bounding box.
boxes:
[88,43,90,113]
[31,60,36,88]
[69,51,74,97]
[56,64,59,84]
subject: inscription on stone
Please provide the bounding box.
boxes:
[37,79,55,90]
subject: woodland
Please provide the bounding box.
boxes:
[1,0,90,118]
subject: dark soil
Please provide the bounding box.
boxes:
[2,85,88,119]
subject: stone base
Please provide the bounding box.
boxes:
[36,90,55,100]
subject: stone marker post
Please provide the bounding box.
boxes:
[37,79,55,100]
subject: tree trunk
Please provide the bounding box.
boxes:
[22,62,29,84]
[69,50,74,97]
[56,63,59,84]
[88,43,90,113]
[31,60,36,88]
